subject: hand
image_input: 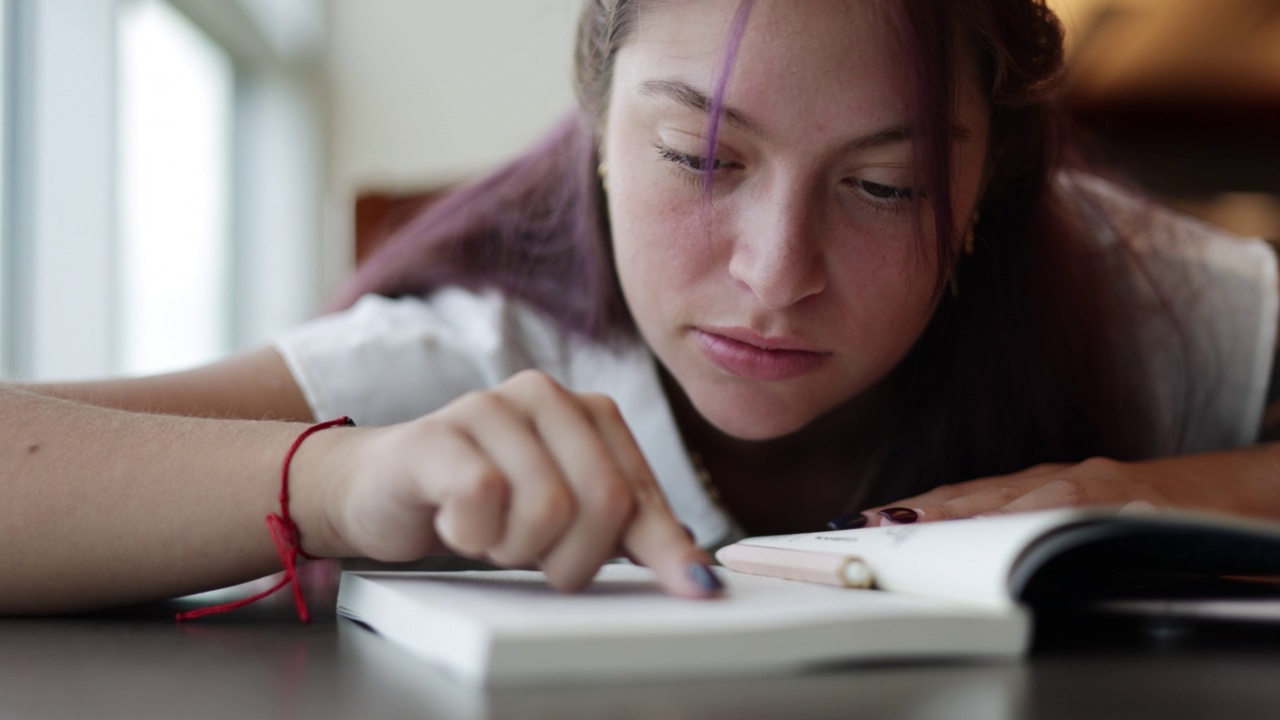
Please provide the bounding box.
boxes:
[303,370,719,598]
[858,450,1278,526]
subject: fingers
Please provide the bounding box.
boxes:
[578,393,719,598]
[867,481,1027,524]
[910,480,1085,522]
[913,481,1041,521]
[416,371,717,598]
[866,461,1124,526]
[872,463,1071,516]
[424,431,508,555]
[513,387,640,590]
[456,389,584,568]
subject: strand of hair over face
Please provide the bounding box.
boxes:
[702,0,756,195]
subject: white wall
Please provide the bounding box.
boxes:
[4,0,119,379]
[325,0,584,288]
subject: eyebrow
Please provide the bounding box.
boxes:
[637,77,971,152]
[639,78,768,138]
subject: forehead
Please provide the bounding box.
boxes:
[617,0,914,134]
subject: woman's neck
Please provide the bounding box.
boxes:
[659,368,890,535]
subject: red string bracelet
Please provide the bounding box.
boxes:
[176,416,356,623]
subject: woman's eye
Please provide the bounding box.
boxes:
[855,179,913,202]
[655,144,730,172]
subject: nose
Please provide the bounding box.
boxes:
[727,178,827,309]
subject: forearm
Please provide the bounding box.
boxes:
[1157,441,1280,521]
[861,440,1280,527]
[0,385,343,614]
[16,346,316,422]
[1,367,756,612]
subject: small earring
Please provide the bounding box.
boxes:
[597,162,608,191]
[962,211,979,256]
[951,211,980,298]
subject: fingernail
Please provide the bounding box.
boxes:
[1120,500,1157,515]
[826,513,869,531]
[878,507,919,524]
[687,562,723,593]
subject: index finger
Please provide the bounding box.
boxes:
[581,394,723,599]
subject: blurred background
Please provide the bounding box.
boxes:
[0,0,1275,381]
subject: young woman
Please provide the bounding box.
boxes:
[5,0,1279,614]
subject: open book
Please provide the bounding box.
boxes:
[337,507,1280,685]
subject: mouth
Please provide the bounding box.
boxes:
[693,328,832,382]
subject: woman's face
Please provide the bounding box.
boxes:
[602,0,990,441]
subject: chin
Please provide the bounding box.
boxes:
[695,398,817,442]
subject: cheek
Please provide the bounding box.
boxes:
[828,223,939,333]
[608,174,714,291]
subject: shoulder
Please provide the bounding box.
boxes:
[1055,171,1276,322]
[273,288,644,425]
[1057,171,1280,449]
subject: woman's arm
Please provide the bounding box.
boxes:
[860,442,1280,525]
[864,350,1280,524]
[18,346,315,422]
[0,373,716,614]
[0,385,316,612]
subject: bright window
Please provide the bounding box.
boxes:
[0,0,8,372]
[117,0,234,375]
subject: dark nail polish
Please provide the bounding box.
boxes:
[826,513,869,531]
[687,562,723,593]
[878,507,919,524]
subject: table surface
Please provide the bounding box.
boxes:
[5,561,1280,720]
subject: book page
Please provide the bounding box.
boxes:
[730,509,1101,609]
[343,564,1009,637]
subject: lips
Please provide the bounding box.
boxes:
[693,328,831,381]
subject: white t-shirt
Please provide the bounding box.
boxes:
[275,185,1278,546]
[1061,173,1278,452]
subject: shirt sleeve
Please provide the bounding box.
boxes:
[272,289,570,426]
[1064,172,1280,451]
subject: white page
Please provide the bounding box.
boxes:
[339,564,1028,684]
[731,509,1101,610]
[347,564,1009,637]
